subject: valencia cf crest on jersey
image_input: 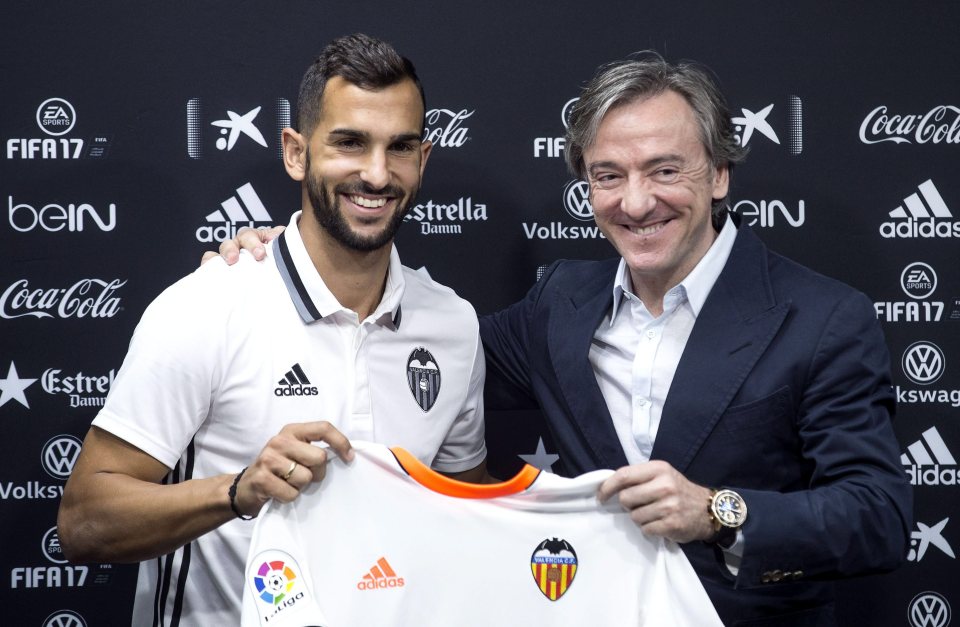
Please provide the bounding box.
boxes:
[530,538,577,601]
[407,347,441,412]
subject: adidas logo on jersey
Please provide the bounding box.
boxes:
[274,363,319,397]
[356,557,405,590]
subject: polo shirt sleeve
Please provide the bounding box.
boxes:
[92,262,230,468]
[430,333,487,474]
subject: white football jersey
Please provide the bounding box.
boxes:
[242,442,723,626]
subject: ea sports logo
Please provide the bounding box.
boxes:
[42,527,67,564]
[36,98,76,136]
[901,262,937,299]
[902,341,946,385]
[563,180,593,221]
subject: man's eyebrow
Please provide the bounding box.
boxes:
[587,154,686,175]
[327,128,369,140]
[391,132,423,143]
[587,160,621,175]
[327,129,423,144]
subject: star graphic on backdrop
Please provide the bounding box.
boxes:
[911,518,955,561]
[211,106,268,151]
[518,437,559,472]
[0,361,38,409]
[732,103,780,146]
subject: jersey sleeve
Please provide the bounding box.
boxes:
[430,332,487,474]
[241,500,328,627]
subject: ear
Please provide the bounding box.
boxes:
[711,164,730,201]
[418,138,433,179]
[282,128,307,181]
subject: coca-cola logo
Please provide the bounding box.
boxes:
[423,108,473,148]
[860,105,960,145]
[0,278,125,319]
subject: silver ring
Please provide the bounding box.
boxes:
[280,461,298,481]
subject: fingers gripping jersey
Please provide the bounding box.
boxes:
[242,443,723,627]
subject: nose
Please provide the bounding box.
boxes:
[359,148,390,190]
[620,176,657,218]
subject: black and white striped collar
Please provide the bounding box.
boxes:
[273,211,404,328]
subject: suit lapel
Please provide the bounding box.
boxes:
[652,226,789,472]
[547,260,630,470]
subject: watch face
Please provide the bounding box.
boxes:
[712,489,747,528]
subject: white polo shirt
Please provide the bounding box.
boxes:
[241,442,723,627]
[93,211,486,627]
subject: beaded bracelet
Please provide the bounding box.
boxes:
[229,467,255,521]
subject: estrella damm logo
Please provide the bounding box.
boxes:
[530,537,578,601]
[253,559,298,605]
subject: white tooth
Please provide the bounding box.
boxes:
[351,195,387,208]
[630,223,663,236]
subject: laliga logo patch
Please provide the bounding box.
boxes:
[407,347,441,412]
[252,557,298,605]
[530,538,577,601]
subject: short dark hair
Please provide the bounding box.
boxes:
[565,52,747,223]
[297,33,426,138]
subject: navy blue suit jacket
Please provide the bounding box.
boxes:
[481,223,912,626]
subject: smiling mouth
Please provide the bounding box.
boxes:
[348,194,388,209]
[627,221,668,236]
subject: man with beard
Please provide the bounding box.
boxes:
[57,34,488,627]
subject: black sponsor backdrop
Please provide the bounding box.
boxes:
[2,2,958,625]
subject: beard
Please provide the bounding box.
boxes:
[305,151,417,252]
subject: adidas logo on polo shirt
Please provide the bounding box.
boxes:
[274,363,319,397]
[356,557,405,590]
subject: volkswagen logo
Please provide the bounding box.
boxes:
[563,180,593,221]
[902,341,945,385]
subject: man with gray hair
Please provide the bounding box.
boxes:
[218,52,911,625]
[481,53,911,626]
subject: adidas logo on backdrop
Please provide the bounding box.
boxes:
[880,179,960,238]
[902,426,958,486]
[195,182,274,242]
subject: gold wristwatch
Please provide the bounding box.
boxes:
[709,488,747,545]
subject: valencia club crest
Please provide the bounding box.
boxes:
[530,538,578,601]
[407,347,441,412]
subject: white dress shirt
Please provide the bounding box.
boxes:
[589,217,743,570]
[589,216,737,464]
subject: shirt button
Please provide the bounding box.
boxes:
[645,330,656,339]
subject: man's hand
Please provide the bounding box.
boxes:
[200,225,285,266]
[234,421,354,518]
[597,460,715,544]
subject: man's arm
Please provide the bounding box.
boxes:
[58,426,236,563]
[59,421,352,564]
[601,290,912,582]
[729,291,912,581]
